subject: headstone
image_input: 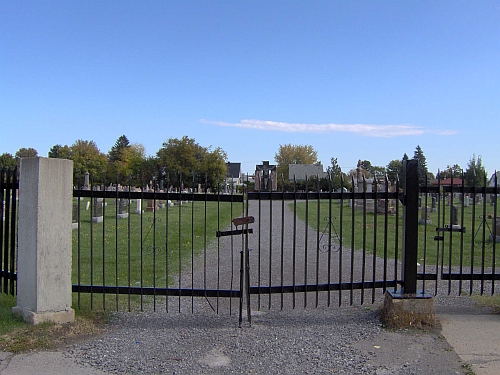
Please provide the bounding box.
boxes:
[167,200,174,207]
[198,184,202,194]
[146,199,155,212]
[92,198,103,223]
[464,196,470,208]
[117,199,129,219]
[72,203,79,230]
[431,196,437,212]
[85,201,90,211]
[83,172,90,190]
[419,206,432,225]
[490,217,500,243]
[134,199,142,214]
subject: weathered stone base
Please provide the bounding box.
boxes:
[91,216,103,223]
[12,306,75,325]
[71,222,79,230]
[117,213,129,219]
[382,290,435,328]
[490,234,500,243]
[419,219,432,225]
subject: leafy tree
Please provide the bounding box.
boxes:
[437,164,462,180]
[327,157,345,191]
[464,154,487,187]
[412,145,428,185]
[48,144,71,159]
[70,140,107,183]
[274,144,318,180]
[386,159,403,184]
[156,136,227,188]
[0,153,16,169]
[15,147,38,158]
[199,147,228,188]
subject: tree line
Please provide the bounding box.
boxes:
[273,143,489,191]
[0,135,227,188]
[0,138,489,190]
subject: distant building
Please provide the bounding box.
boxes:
[489,171,500,187]
[225,162,241,193]
[288,164,328,181]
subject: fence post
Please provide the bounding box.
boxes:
[401,159,419,294]
[12,157,75,324]
[383,159,434,326]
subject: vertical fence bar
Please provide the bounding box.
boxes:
[280,175,285,310]
[268,179,273,310]
[165,175,170,312]
[153,175,157,311]
[0,168,5,293]
[394,176,400,294]
[257,185,262,309]
[361,176,366,304]
[327,175,332,307]
[372,178,377,304]
[179,174,183,312]
[338,177,344,306]
[383,175,389,293]
[127,176,132,312]
[350,176,355,305]
[492,172,498,296]
[9,168,18,295]
[90,174,94,309]
[315,175,320,307]
[292,176,297,309]
[115,174,119,311]
[304,176,309,308]
[447,176,454,295]
[76,173,82,308]
[458,175,465,295]
[480,174,487,295]
[102,173,107,309]
[2,169,11,294]
[469,180,476,295]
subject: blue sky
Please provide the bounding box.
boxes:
[1,1,499,176]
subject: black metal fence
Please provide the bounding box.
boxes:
[0,167,18,296]
[1,163,499,321]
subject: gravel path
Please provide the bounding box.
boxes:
[67,200,494,374]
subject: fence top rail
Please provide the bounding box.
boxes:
[73,189,244,202]
[247,191,400,201]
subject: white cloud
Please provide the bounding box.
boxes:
[200,119,456,138]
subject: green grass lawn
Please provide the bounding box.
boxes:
[72,198,238,309]
[293,197,498,269]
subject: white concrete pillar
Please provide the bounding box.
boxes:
[13,157,75,324]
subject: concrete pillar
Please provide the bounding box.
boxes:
[13,157,75,324]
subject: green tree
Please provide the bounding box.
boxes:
[438,164,462,180]
[464,154,487,187]
[108,135,130,163]
[274,144,318,181]
[15,147,38,158]
[70,140,107,183]
[413,145,428,185]
[156,136,227,188]
[0,153,16,169]
[48,144,71,159]
[327,157,345,191]
[386,159,403,184]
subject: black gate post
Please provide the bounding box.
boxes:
[401,159,419,294]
